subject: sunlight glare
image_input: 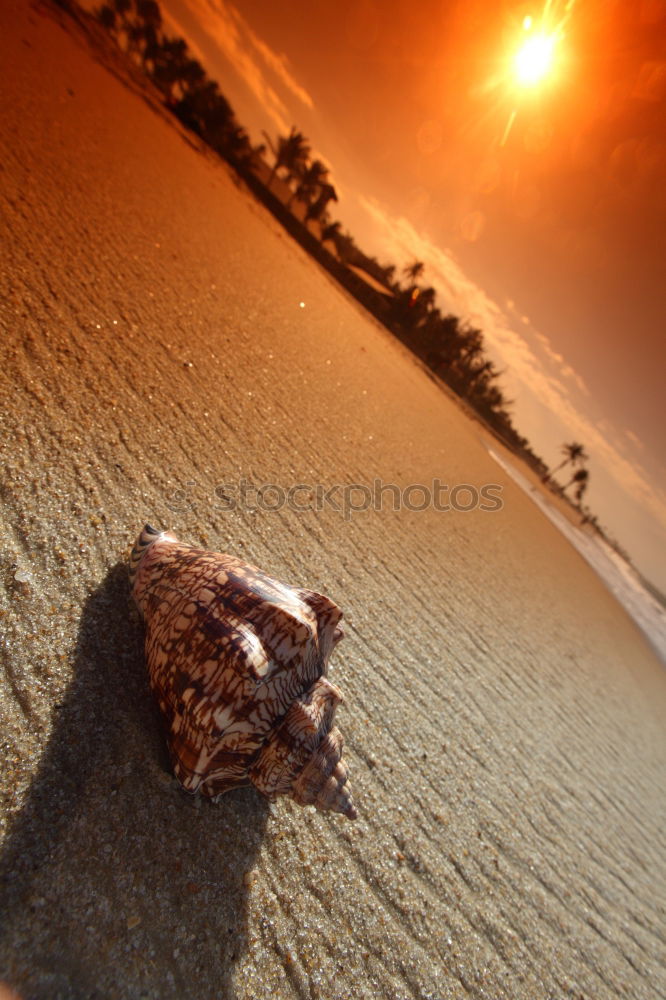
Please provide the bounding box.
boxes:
[515,33,556,86]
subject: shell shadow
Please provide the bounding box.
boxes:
[0,561,269,1000]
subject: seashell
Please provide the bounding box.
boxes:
[129,525,357,820]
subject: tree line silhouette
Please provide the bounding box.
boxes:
[92,0,593,515]
[96,0,262,165]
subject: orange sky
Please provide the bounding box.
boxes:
[159,0,666,589]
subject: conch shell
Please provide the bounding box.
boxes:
[129,525,357,819]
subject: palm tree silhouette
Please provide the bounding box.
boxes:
[143,35,186,98]
[129,0,162,63]
[96,0,131,41]
[416,285,436,310]
[224,126,255,163]
[458,326,484,366]
[547,442,589,482]
[403,260,425,282]
[288,159,329,209]
[467,358,501,392]
[267,128,311,190]
[174,80,233,143]
[305,181,338,223]
[564,466,589,492]
[180,57,207,93]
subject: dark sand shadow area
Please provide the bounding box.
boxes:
[0,563,269,1000]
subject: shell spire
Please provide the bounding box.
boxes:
[129,525,357,820]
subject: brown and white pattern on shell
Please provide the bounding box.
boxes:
[129,525,357,819]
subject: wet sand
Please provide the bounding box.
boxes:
[1,3,665,998]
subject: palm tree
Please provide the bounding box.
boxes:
[399,283,436,330]
[416,285,436,309]
[127,0,161,63]
[180,58,207,94]
[267,128,311,189]
[564,466,589,490]
[483,384,508,411]
[458,326,484,366]
[403,260,425,282]
[288,159,328,209]
[146,36,190,100]
[466,358,500,391]
[423,313,463,370]
[98,0,130,41]
[305,181,338,223]
[174,79,230,139]
[224,126,255,163]
[546,441,589,482]
[562,467,590,505]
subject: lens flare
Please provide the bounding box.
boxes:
[515,33,556,85]
[499,3,574,144]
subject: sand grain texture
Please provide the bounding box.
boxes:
[1,4,665,998]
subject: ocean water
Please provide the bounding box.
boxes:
[487,446,666,664]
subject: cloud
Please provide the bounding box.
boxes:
[624,428,645,451]
[560,364,588,395]
[240,17,314,110]
[182,0,313,133]
[358,193,580,392]
[357,194,666,528]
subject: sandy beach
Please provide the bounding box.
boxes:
[1,3,665,998]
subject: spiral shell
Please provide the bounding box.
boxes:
[129,525,357,819]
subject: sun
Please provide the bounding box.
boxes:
[499,6,572,143]
[514,32,557,86]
